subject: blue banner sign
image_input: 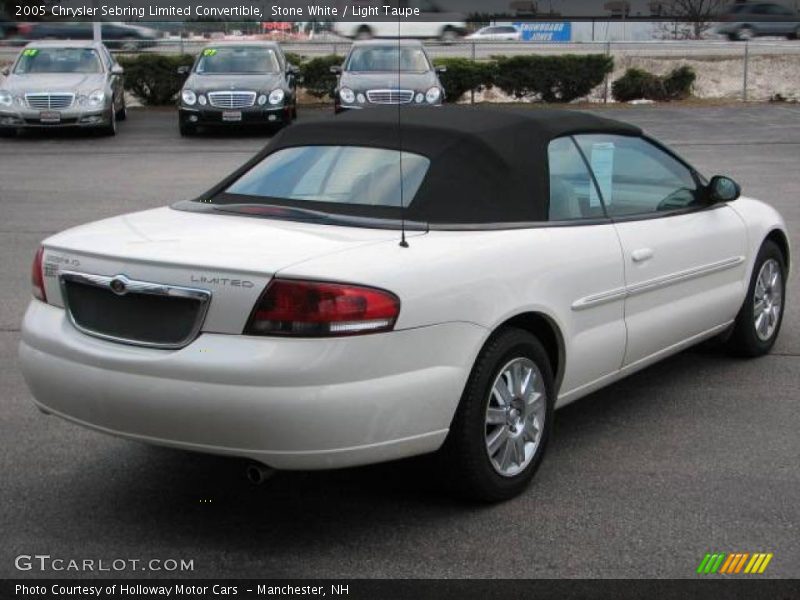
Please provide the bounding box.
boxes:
[513,22,572,42]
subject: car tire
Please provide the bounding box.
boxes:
[121,37,139,52]
[439,328,554,502]
[179,120,196,136]
[736,26,755,41]
[101,106,117,136]
[116,98,127,121]
[726,240,786,357]
[440,26,458,43]
[0,127,16,138]
[355,26,372,40]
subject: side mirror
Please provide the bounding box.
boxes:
[287,63,300,75]
[708,175,740,203]
[177,65,190,76]
[435,65,447,74]
[329,65,342,75]
[111,64,124,75]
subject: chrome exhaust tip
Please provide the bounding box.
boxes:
[245,463,275,485]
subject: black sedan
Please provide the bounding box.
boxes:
[177,42,299,136]
[331,40,445,113]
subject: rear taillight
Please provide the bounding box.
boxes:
[31,246,46,302]
[245,279,400,337]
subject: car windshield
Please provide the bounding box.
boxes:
[222,146,430,208]
[14,48,102,74]
[346,47,431,72]
[195,47,280,74]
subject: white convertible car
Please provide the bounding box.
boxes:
[20,108,789,500]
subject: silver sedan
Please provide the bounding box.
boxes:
[0,40,126,137]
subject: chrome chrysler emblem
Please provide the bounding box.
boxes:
[109,277,128,295]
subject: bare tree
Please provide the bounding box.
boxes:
[652,0,730,38]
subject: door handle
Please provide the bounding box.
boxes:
[631,248,654,263]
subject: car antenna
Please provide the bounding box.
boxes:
[397,23,409,249]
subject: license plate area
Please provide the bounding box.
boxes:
[39,111,61,123]
[222,111,242,122]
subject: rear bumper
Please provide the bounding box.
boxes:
[19,300,485,469]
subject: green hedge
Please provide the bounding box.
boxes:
[300,55,344,99]
[118,54,194,106]
[117,52,618,106]
[283,52,306,68]
[294,53,613,104]
[612,66,696,102]
[493,54,613,103]
[433,58,495,103]
[663,66,696,100]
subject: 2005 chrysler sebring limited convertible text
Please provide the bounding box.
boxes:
[19,108,790,500]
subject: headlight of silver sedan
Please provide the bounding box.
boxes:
[88,90,106,107]
[0,90,13,107]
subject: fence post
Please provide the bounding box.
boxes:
[603,40,611,104]
[179,23,185,55]
[742,41,749,102]
[470,41,476,105]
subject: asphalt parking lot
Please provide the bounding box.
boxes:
[0,104,798,579]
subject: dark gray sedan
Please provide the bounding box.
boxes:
[715,2,800,40]
[177,42,299,136]
[0,41,126,137]
[331,40,446,113]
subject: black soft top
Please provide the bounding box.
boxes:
[204,106,642,225]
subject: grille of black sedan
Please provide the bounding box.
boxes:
[25,93,75,110]
[207,91,257,109]
[60,272,211,349]
[366,89,414,104]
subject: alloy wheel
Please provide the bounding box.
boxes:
[753,258,783,341]
[485,357,546,477]
[739,27,755,41]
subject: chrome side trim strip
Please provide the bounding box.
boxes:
[59,271,211,350]
[626,255,745,297]
[572,256,745,311]
[571,287,627,311]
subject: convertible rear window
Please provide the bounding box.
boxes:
[223,146,430,208]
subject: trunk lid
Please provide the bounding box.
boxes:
[41,206,409,336]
